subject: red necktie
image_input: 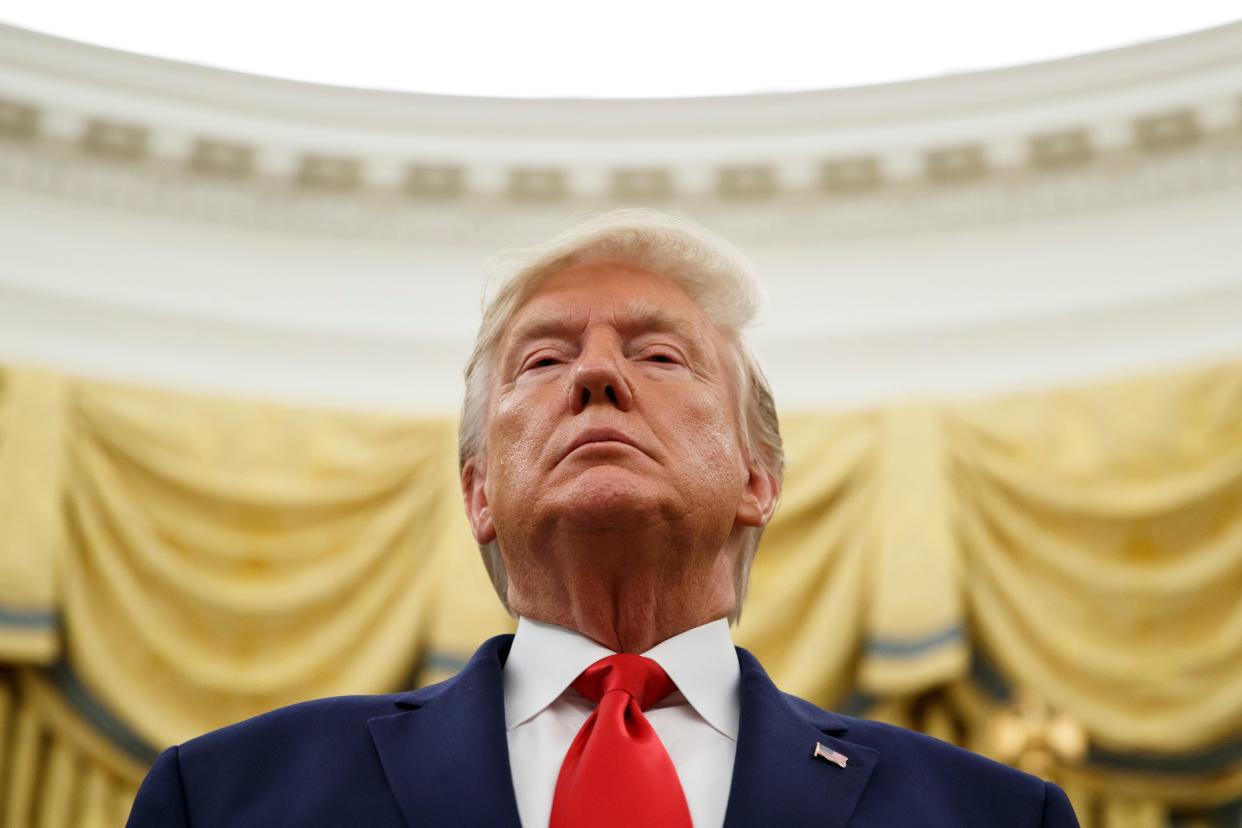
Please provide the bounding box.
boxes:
[550,654,693,828]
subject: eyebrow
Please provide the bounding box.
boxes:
[505,307,581,349]
[619,300,703,344]
[504,299,711,360]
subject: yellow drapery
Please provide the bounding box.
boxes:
[1,361,1239,825]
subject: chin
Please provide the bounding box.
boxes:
[548,466,669,531]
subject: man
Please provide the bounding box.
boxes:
[128,210,1079,826]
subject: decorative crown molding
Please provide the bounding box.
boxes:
[1,22,1241,240]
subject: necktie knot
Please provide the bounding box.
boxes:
[571,653,676,711]
[553,652,692,828]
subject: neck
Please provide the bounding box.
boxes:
[504,531,739,654]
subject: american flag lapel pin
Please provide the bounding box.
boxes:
[813,742,848,768]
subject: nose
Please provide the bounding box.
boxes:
[570,336,634,413]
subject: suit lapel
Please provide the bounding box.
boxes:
[723,648,878,828]
[367,635,522,828]
[367,637,876,827]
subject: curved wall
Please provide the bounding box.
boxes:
[1,23,1240,411]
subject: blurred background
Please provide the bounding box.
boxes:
[1,3,1241,825]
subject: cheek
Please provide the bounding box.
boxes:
[487,395,549,483]
[672,390,748,481]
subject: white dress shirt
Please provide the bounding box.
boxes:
[503,616,740,828]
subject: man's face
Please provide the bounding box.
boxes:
[463,262,772,585]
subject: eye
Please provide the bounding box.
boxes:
[523,355,562,372]
[643,352,679,365]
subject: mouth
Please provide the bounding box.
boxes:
[563,427,641,460]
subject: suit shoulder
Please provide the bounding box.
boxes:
[787,694,1010,764]
[782,693,1057,810]
[148,693,418,825]
[847,713,1029,774]
[180,692,405,759]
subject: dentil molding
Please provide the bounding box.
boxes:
[1,23,1241,241]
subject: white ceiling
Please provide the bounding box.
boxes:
[2,1,1240,98]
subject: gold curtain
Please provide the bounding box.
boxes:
[1,361,1239,825]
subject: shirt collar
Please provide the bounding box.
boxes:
[644,617,740,740]
[502,615,740,741]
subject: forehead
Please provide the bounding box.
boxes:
[504,261,716,341]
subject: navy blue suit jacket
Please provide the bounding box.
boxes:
[128,634,1079,826]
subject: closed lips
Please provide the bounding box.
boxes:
[564,428,641,459]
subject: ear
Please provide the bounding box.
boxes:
[735,457,779,529]
[461,457,497,545]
